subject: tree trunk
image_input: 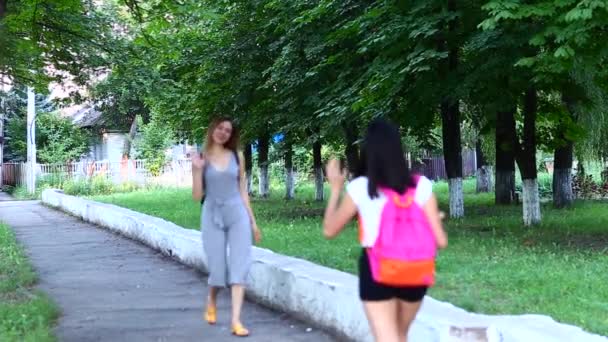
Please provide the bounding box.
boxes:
[258,133,270,198]
[0,0,7,18]
[495,109,516,204]
[284,141,294,200]
[313,140,324,201]
[441,100,464,218]
[244,143,254,196]
[439,0,464,218]
[122,115,139,158]
[517,89,541,226]
[475,137,493,193]
[343,121,360,177]
[553,94,576,208]
[553,142,574,208]
[522,178,541,226]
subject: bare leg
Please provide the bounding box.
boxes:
[362,299,400,342]
[204,286,220,324]
[231,284,246,326]
[208,286,219,307]
[397,300,423,342]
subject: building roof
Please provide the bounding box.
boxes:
[59,104,104,128]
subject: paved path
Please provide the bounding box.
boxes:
[0,200,336,342]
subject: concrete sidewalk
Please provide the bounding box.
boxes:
[0,201,336,342]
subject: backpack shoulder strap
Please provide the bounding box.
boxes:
[234,150,242,185]
[234,150,240,166]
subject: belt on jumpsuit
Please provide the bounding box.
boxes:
[206,197,241,228]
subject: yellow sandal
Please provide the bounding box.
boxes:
[204,306,217,325]
[231,323,250,337]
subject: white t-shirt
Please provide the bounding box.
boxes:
[346,176,433,247]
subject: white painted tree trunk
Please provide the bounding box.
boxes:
[314,166,324,201]
[285,167,295,200]
[522,178,541,226]
[26,87,36,194]
[448,178,464,218]
[476,166,493,193]
[259,165,269,198]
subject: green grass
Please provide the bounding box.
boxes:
[92,180,608,336]
[7,186,40,201]
[7,174,143,201]
[0,223,59,342]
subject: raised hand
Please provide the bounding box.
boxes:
[191,151,206,170]
[326,158,346,190]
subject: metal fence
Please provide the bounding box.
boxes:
[409,149,477,181]
[2,149,477,189]
[2,159,194,188]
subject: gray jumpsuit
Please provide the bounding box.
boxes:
[201,153,252,287]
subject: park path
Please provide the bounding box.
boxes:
[0,199,336,342]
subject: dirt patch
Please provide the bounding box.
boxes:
[0,286,37,304]
[279,207,325,219]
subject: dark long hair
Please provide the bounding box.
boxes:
[364,118,415,198]
[204,117,240,153]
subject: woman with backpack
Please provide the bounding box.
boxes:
[191,117,262,337]
[322,118,448,342]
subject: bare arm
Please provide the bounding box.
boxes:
[423,194,448,249]
[238,152,260,242]
[322,159,357,239]
[323,190,357,239]
[191,152,205,201]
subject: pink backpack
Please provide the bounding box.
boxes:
[367,177,437,287]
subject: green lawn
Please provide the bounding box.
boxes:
[0,223,59,342]
[92,179,608,335]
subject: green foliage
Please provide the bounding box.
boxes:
[134,118,173,176]
[11,174,141,200]
[481,0,608,82]
[6,112,91,164]
[0,223,58,341]
[0,0,116,88]
[481,0,608,161]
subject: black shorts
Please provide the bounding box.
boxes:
[359,249,427,302]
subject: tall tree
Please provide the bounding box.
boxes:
[552,93,577,208]
[244,142,254,196]
[516,88,541,225]
[284,138,295,200]
[482,0,608,214]
[495,107,517,204]
[438,0,466,217]
[258,132,270,198]
[312,137,324,201]
[343,120,360,177]
[475,134,493,193]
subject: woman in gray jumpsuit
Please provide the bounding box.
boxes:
[191,117,261,337]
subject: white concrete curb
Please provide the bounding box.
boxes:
[42,189,608,342]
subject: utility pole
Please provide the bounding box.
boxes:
[26,87,36,194]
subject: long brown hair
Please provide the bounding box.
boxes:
[204,117,240,153]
